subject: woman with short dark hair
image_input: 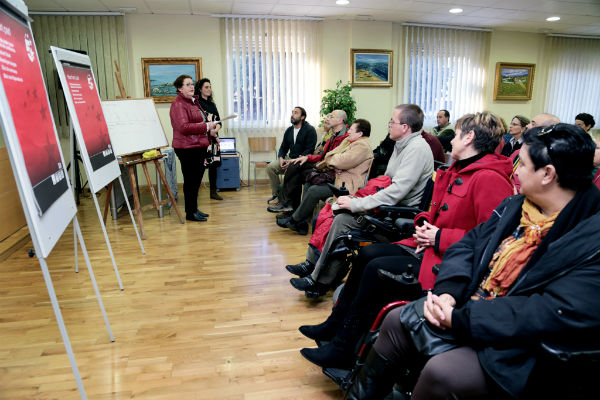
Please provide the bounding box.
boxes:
[170,74,216,221]
[345,123,600,399]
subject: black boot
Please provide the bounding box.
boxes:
[344,348,398,400]
[298,295,349,342]
[300,311,367,369]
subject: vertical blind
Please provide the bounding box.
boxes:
[224,17,322,131]
[544,36,600,124]
[404,26,488,126]
[30,15,130,137]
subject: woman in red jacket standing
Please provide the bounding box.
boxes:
[170,74,216,221]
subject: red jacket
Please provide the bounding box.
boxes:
[398,153,514,289]
[170,92,210,149]
[307,133,348,163]
[593,168,600,189]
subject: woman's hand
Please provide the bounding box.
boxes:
[423,291,455,329]
[209,129,218,138]
[413,221,439,248]
[292,155,308,165]
[206,121,217,132]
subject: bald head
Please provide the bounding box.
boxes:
[526,113,560,130]
[326,109,347,132]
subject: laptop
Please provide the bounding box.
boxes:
[220,137,237,155]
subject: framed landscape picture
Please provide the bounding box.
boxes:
[351,49,393,87]
[141,57,202,103]
[493,62,535,100]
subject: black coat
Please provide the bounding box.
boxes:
[434,192,600,398]
[277,122,317,159]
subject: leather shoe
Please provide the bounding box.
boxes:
[210,191,223,200]
[267,203,293,213]
[276,216,292,228]
[286,219,308,235]
[267,195,278,204]
[186,213,207,222]
[285,260,315,277]
[300,342,355,369]
[290,276,328,295]
[196,210,209,217]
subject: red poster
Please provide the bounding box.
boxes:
[61,63,115,171]
[0,8,67,214]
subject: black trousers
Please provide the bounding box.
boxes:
[281,162,316,208]
[208,162,217,191]
[174,147,207,216]
[329,243,422,343]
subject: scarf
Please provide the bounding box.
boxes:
[482,198,558,296]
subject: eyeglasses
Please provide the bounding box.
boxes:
[388,119,405,126]
[183,83,195,87]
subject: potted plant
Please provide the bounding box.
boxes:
[320,80,357,126]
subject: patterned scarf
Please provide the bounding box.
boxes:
[481,198,559,296]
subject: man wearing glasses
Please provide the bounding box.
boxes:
[289,104,434,296]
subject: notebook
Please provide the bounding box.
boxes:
[220,137,237,155]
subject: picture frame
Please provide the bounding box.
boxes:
[493,62,535,101]
[141,57,202,103]
[351,49,393,87]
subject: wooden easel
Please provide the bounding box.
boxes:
[102,61,184,239]
[103,151,184,239]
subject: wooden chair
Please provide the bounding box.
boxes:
[248,137,277,190]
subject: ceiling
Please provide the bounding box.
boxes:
[23,0,600,35]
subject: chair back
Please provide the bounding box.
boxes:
[248,137,277,153]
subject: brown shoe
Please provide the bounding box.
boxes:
[210,190,223,200]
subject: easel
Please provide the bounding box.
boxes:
[103,151,184,239]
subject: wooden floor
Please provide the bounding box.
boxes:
[0,184,344,400]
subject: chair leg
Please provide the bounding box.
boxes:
[254,164,257,191]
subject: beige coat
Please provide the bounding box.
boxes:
[318,136,373,195]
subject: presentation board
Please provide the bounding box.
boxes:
[101,98,169,156]
[51,46,121,194]
[0,0,76,258]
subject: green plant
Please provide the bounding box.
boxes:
[319,80,357,126]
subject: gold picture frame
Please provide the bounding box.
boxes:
[351,49,393,87]
[493,62,535,101]
[141,57,202,103]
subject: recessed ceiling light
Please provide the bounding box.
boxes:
[336,0,349,5]
[546,16,560,21]
[449,8,463,14]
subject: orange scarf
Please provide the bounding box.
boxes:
[482,199,558,296]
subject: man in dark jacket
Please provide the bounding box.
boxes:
[266,106,317,204]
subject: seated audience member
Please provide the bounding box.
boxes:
[575,112,595,132]
[370,130,444,180]
[269,110,347,213]
[277,119,373,235]
[344,123,600,400]
[511,113,561,192]
[501,115,530,156]
[421,130,445,164]
[287,104,434,295]
[298,112,514,369]
[266,106,317,206]
[432,109,455,152]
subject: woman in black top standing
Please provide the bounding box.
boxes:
[195,78,223,200]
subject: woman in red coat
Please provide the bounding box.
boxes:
[170,75,216,221]
[298,112,515,369]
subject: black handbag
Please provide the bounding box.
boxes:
[305,168,336,185]
[399,296,458,357]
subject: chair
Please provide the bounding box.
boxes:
[247,137,277,190]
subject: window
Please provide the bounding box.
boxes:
[404,25,488,126]
[543,36,600,124]
[224,17,321,130]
